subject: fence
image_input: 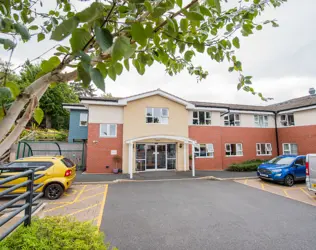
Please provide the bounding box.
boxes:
[16,141,86,170]
[0,166,46,241]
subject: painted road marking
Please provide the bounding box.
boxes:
[261,183,265,190]
[300,187,316,201]
[77,191,105,203]
[97,184,108,229]
[67,203,101,217]
[283,189,290,198]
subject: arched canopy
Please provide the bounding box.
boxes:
[125,135,196,144]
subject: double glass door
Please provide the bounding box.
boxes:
[146,144,166,170]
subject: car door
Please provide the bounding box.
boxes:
[293,157,306,180]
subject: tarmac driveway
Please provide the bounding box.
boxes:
[101,180,316,250]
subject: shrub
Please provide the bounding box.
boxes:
[0,216,114,250]
[227,159,268,172]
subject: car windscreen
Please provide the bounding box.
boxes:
[268,157,296,165]
[61,158,75,168]
[1,162,53,172]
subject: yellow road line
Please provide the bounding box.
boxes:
[84,185,102,193]
[97,185,108,230]
[67,203,101,217]
[283,189,290,198]
[44,185,87,213]
[77,191,105,203]
[261,183,265,190]
[244,179,248,185]
[300,187,316,200]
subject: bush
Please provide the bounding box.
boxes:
[0,216,114,250]
[227,159,268,172]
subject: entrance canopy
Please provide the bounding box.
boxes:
[126,135,197,144]
[126,135,197,179]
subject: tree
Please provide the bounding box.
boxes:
[0,0,286,156]
[69,81,97,97]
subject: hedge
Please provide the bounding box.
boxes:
[227,159,267,172]
[0,216,116,250]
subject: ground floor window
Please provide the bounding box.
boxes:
[225,143,243,156]
[283,143,298,155]
[194,144,214,158]
[256,143,272,156]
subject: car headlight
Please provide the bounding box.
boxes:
[272,169,282,173]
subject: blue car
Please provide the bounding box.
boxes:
[257,155,306,186]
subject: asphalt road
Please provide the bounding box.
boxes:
[101,180,316,250]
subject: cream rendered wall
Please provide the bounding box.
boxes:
[88,105,124,124]
[277,109,316,127]
[220,113,275,128]
[188,110,221,126]
[122,95,189,173]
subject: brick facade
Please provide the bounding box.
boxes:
[86,123,123,173]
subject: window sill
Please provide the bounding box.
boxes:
[256,154,272,156]
[195,156,214,159]
[99,136,117,138]
[225,155,243,157]
[191,124,212,126]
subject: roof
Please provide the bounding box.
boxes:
[77,89,316,113]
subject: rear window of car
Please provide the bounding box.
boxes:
[1,161,53,172]
[61,158,75,168]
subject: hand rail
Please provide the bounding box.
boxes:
[0,166,46,241]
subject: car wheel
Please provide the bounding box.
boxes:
[44,183,64,200]
[284,175,294,187]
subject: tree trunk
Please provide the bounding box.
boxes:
[45,115,52,129]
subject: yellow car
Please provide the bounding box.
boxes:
[0,156,76,200]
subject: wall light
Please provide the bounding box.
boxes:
[179,144,183,148]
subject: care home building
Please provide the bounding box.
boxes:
[63,89,316,178]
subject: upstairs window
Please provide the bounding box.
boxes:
[280,114,295,126]
[254,115,268,127]
[194,144,214,158]
[146,108,169,124]
[79,113,88,126]
[100,124,117,137]
[225,143,243,156]
[256,143,272,156]
[193,111,211,125]
[224,114,240,126]
[283,143,298,155]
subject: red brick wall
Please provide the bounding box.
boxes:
[278,125,316,155]
[189,126,278,170]
[86,123,123,173]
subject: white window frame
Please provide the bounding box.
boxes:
[194,143,214,158]
[282,143,298,155]
[79,113,88,126]
[225,143,243,156]
[254,115,268,128]
[99,124,117,138]
[224,113,240,126]
[146,107,169,124]
[280,114,295,127]
[256,143,272,156]
[192,111,212,125]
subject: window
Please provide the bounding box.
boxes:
[193,111,211,125]
[294,157,305,166]
[224,114,240,126]
[194,144,214,158]
[254,115,268,127]
[225,143,243,156]
[280,114,295,126]
[256,143,272,156]
[3,162,53,172]
[283,143,298,155]
[79,113,88,126]
[146,108,169,124]
[61,158,75,168]
[100,124,117,137]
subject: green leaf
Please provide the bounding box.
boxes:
[232,37,240,49]
[184,11,204,21]
[176,0,182,7]
[184,50,195,61]
[51,16,79,41]
[89,68,105,92]
[256,25,263,30]
[33,107,44,125]
[166,17,176,33]
[193,40,205,53]
[228,67,234,72]
[180,19,188,32]
[95,27,113,52]
[14,23,31,41]
[108,66,116,81]
[115,63,123,75]
[144,23,154,38]
[131,23,147,46]
[112,36,135,61]
[144,0,153,12]
[199,6,212,17]
[57,46,70,53]
[237,82,243,90]
[207,0,221,13]
[0,87,12,102]
[271,21,279,27]
[5,82,20,98]
[37,33,45,42]
[0,38,15,50]
[75,2,104,23]
[254,0,260,4]
[41,56,61,73]
[96,62,107,78]
[70,28,91,53]
[124,59,130,71]
[29,25,38,30]
[77,63,91,87]
[132,59,145,75]
[13,13,19,22]
[226,23,234,32]
[151,7,167,18]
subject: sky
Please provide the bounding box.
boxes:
[1,0,315,105]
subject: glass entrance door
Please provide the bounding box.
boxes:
[156,145,166,170]
[145,144,167,170]
[146,145,156,170]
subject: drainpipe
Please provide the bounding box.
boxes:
[274,111,280,155]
